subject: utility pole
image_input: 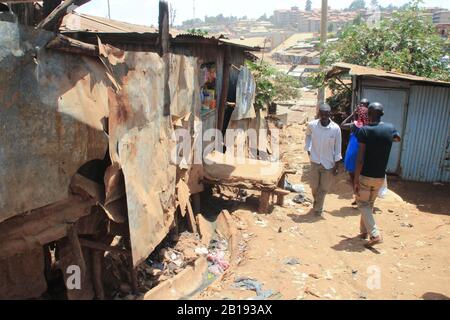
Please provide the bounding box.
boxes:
[318,0,328,109]
[107,0,111,19]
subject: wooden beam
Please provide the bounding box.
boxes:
[46,34,99,56]
[37,0,91,32]
[79,238,131,256]
[159,1,171,117]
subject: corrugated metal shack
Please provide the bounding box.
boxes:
[327,63,450,183]
[0,1,260,300]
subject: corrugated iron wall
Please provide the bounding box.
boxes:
[401,85,450,182]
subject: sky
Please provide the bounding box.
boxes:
[77,0,450,27]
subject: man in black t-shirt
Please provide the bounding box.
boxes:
[354,103,401,248]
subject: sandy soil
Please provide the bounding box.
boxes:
[199,107,450,300]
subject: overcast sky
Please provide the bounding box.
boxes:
[77,0,450,27]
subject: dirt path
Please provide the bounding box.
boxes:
[199,107,450,300]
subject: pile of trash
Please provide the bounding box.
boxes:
[206,236,230,277]
[141,232,204,284]
[108,230,232,299]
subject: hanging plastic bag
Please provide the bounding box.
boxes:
[378,176,388,198]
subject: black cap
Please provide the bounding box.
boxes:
[319,103,331,112]
[360,98,370,105]
[369,102,384,116]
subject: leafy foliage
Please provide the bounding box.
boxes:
[246,61,300,109]
[314,0,450,113]
[186,28,209,36]
[348,0,366,11]
[305,0,312,12]
[321,0,450,81]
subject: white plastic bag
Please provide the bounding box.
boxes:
[378,176,388,198]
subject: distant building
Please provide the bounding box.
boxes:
[273,7,357,33]
[433,11,450,24]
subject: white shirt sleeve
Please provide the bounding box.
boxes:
[334,126,343,162]
[304,123,312,152]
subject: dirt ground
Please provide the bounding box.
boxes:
[199,107,450,300]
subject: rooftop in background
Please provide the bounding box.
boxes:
[327,62,450,87]
[61,12,158,33]
[271,33,315,53]
[227,37,269,48]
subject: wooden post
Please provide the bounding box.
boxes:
[277,174,286,206]
[258,191,271,214]
[67,224,86,279]
[159,1,171,116]
[218,46,231,133]
[91,251,105,300]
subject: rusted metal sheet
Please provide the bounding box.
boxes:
[329,62,450,87]
[107,51,200,266]
[0,246,47,299]
[0,21,109,223]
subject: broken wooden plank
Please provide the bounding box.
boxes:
[37,0,91,32]
[79,238,131,256]
[46,34,99,56]
[186,199,198,234]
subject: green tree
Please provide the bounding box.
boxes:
[370,0,379,7]
[305,0,312,12]
[187,28,209,36]
[348,0,366,11]
[314,0,449,112]
[320,0,449,81]
[246,61,300,109]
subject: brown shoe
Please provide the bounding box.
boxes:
[366,236,383,248]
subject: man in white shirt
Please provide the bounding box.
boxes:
[304,103,342,216]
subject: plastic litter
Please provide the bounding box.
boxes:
[293,194,313,204]
[195,247,209,256]
[284,180,305,194]
[283,257,301,265]
[378,176,388,198]
[233,277,274,300]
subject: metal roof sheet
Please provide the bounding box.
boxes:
[329,62,450,87]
